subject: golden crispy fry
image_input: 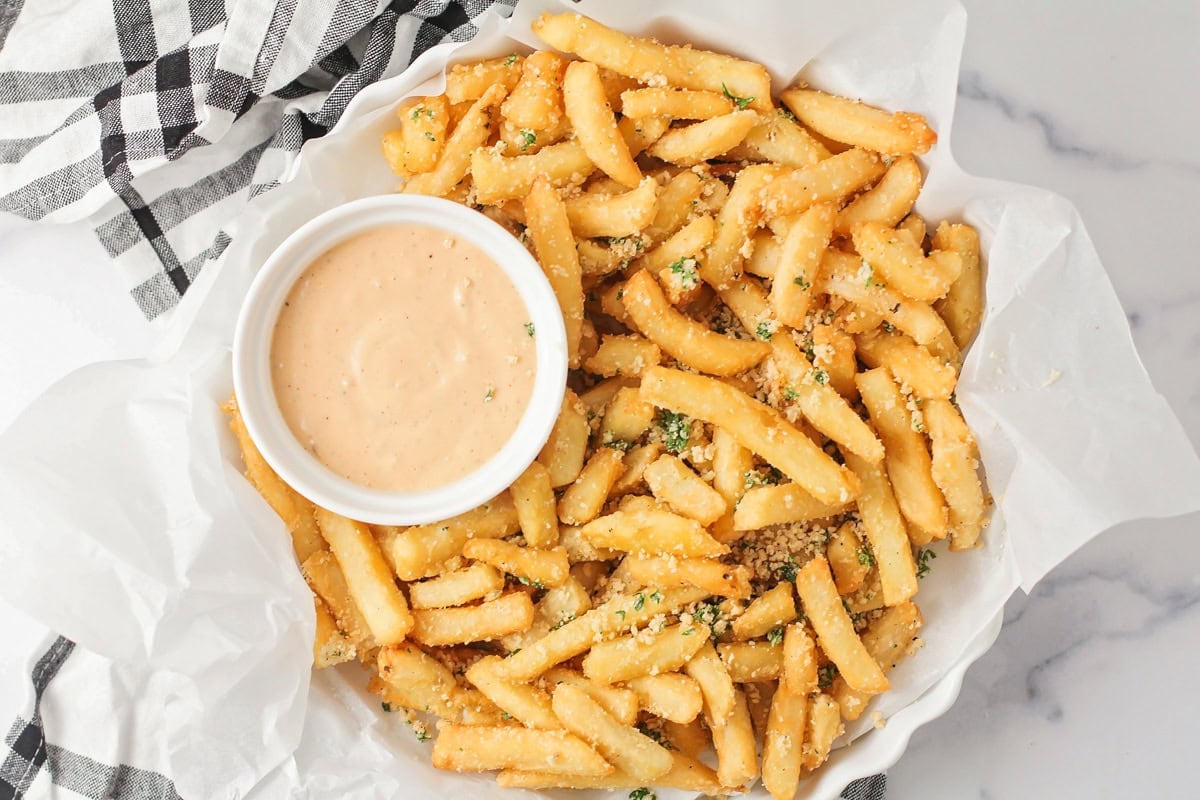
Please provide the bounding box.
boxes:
[781,88,937,155]
[302,550,374,649]
[710,687,758,790]
[857,329,957,400]
[581,503,729,558]
[625,673,704,724]
[315,507,413,645]
[924,399,986,550]
[411,591,535,646]
[404,83,505,197]
[627,556,750,600]
[552,683,674,781]
[794,557,888,693]
[640,366,859,505]
[433,724,613,776]
[801,693,844,771]
[832,602,922,720]
[583,334,662,378]
[835,155,923,235]
[932,221,985,349]
[313,596,355,667]
[497,751,721,793]
[718,641,784,682]
[647,110,759,166]
[377,643,465,719]
[397,96,449,173]
[621,87,734,119]
[781,623,818,696]
[563,60,642,187]
[761,684,808,800]
[532,12,771,110]
[224,395,325,562]
[725,109,831,167]
[826,520,870,595]
[643,170,706,242]
[445,55,523,104]
[471,139,595,204]
[510,461,559,548]
[461,538,570,588]
[539,392,590,488]
[502,50,568,131]
[622,271,770,377]
[857,367,947,543]
[770,203,836,328]
[543,668,639,725]
[564,176,658,238]
[852,222,961,303]
[758,148,886,221]
[557,447,627,525]
[731,582,797,641]
[526,176,584,367]
[408,563,506,610]
[643,455,728,526]
[466,655,559,729]
[379,494,518,580]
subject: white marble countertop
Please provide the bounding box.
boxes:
[1,2,1197,798]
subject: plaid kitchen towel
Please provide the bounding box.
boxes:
[0,0,889,796]
[0,0,515,321]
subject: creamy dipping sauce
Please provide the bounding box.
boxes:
[270,224,537,492]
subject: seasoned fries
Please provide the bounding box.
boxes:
[226,9,995,797]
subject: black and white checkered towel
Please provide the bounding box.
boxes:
[0,0,887,796]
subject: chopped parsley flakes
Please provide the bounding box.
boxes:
[524,322,535,337]
[423,131,436,142]
[656,410,691,454]
[818,664,838,689]
[793,276,811,290]
[916,547,937,579]
[756,321,774,341]
[811,368,829,386]
[629,789,656,800]
[721,83,755,110]
[668,256,700,290]
[518,128,536,151]
[504,53,518,66]
[858,546,875,567]
[767,626,784,646]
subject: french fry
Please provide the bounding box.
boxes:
[685,641,737,726]
[898,212,927,244]
[622,271,770,376]
[826,521,870,595]
[559,525,619,563]
[581,504,729,558]
[726,109,831,168]
[712,425,755,516]
[397,96,450,173]
[718,641,784,682]
[639,366,859,505]
[380,129,408,177]
[557,447,627,525]
[599,386,656,445]
[715,278,885,464]
[497,751,721,793]
[832,602,922,720]
[621,87,734,119]
[377,643,465,719]
[731,582,796,641]
[432,724,613,776]
[744,681,776,742]
[932,221,985,349]
[224,395,325,562]
[710,688,758,790]
[626,673,703,724]
[496,587,710,682]
[812,322,858,400]
[857,329,957,400]
[583,334,662,378]
[643,170,706,242]
[761,684,808,800]
[640,215,715,299]
[379,493,519,580]
[313,597,355,667]
[532,12,771,111]
[562,60,642,187]
[663,718,711,759]
[539,392,590,488]
[770,203,836,328]
[626,556,751,600]
[502,50,568,131]
[852,222,961,303]
[801,694,843,771]
[466,655,560,729]
[405,83,505,197]
[525,176,584,367]
[924,399,986,550]
[502,577,594,652]
[781,623,818,696]
[793,557,888,693]
[610,442,664,496]
[314,508,413,645]
[411,591,535,646]
[564,176,658,238]
[510,461,559,548]
[408,563,506,610]
[302,550,374,648]
[857,367,947,543]
[618,114,672,158]
[835,155,923,235]
[843,450,919,605]
[822,249,956,347]
[644,455,728,526]
[543,668,639,725]
[647,110,760,166]
[445,55,523,104]
[471,139,595,204]
[781,88,937,155]
[702,164,787,288]
[758,148,886,221]
[552,683,674,781]
[462,539,570,589]
[724,482,849,532]
[583,623,710,684]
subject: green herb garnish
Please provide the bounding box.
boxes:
[518,128,536,151]
[656,410,691,454]
[811,368,829,386]
[722,83,755,110]
[668,256,699,290]
[916,547,937,579]
[524,322,535,337]
[756,321,774,341]
[767,626,784,646]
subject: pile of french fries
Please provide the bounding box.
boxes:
[227,10,990,799]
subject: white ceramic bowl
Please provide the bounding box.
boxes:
[232,194,568,525]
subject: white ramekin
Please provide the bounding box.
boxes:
[232,194,568,525]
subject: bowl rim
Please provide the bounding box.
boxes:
[231,193,568,525]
